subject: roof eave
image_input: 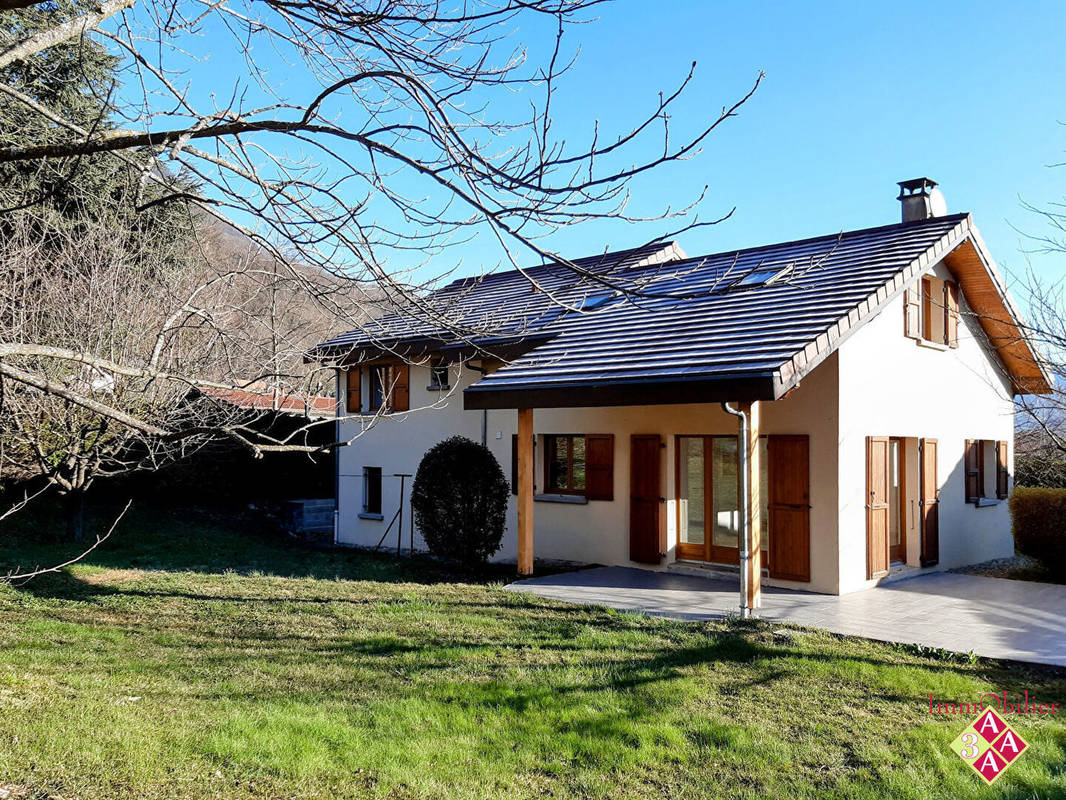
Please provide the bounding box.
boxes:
[463,373,777,410]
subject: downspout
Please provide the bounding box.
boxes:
[721,402,751,618]
[465,361,489,446]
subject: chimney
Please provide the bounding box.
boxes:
[897,177,947,223]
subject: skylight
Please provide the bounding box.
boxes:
[577,293,616,311]
[730,264,792,290]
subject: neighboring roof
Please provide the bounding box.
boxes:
[314,241,687,353]
[201,387,336,417]
[316,214,1052,409]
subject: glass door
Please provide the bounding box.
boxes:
[708,437,740,564]
[678,436,761,564]
[677,437,708,561]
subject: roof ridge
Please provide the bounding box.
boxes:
[441,215,970,290]
[670,212,971,270]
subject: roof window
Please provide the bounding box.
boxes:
[576,292,616,311]
[730,264,792,290]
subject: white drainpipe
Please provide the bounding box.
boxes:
[721,402,752,618]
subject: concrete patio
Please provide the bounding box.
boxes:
[505,567,1066,667]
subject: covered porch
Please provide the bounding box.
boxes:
[510,401,775,616]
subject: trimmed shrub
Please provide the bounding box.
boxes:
[411,436,508,566]
[1009,487,1066,574]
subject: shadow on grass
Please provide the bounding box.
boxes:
[0,503,519,591]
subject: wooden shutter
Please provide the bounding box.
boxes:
[629,434,662,564]
[996,440,1009,499]
[585,434,614,501]
[866,437,891,579]
[391,364,410,412]
[511,434,518,495]
[903,288,922,339]
[345,367,361,414]
[923,276,946,344]
[945,280,960,348]
[964,440,981,503]
[920,439,939,567]
[767,435,810,582]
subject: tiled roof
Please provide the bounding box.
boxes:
[316,213,1046,407]
[201,387,336,417]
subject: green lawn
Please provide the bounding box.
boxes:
[0,507,1063,800]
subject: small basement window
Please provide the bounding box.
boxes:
[362,466,382,515]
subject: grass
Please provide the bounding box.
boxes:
[0,505,1064,799]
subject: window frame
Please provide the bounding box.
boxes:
[544,434,587,495]
[367,363,410,413]
[965,439,1008,504]
[428,360,451,390]
[362,466,383,516]
[907,275,960,348]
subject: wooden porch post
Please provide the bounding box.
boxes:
[517,407,534,576]
[738,400,762,611]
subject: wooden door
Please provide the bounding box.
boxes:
[767,435,810,582]
[629,434,662,564]
[920,438,939,567]
[866,436,890,579]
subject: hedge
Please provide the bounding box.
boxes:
[1009,487,1066,574]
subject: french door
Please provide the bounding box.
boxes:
[676,434,810,578]
[676,436,746,564]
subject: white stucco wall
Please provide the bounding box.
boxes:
[835,261,1015,593]
[335,259,1017,596]
[335,355,842,592]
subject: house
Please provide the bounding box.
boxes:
[315,179,1052,607]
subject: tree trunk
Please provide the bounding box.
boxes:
[65,491,85,543]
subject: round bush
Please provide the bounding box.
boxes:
[411,436,508,566]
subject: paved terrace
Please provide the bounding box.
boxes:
[505,567,1066,668]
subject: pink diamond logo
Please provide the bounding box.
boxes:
[973,747,1008,783]
[972,708,1007,744]
[992,728,1028,764]
[949,710,1027,785]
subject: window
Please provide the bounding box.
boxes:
[368,364,410,413]
[428,360,450,390]
[905,275,959,347]
[532,434,614,499]
[730,263,792,290]
[965,439,1009,503]
[362,466,382,515]
[345,367,361,413]
[577,293,616,311]
[546,434,586,493]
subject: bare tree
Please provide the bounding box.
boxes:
[0,0,760,520]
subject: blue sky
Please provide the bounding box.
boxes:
[132,1,1066,289]
[515,0,1066,285]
